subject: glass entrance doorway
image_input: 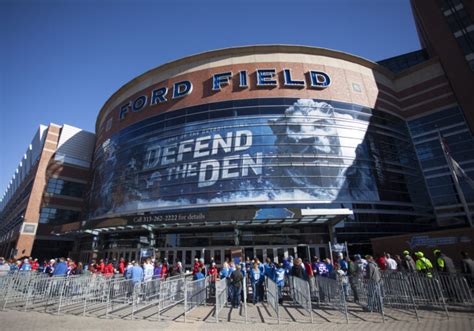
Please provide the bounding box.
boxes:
[100,244,328,271]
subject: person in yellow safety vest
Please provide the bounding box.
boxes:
[414,252,433,278]
[433,249,456,273]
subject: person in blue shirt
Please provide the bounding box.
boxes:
[275,263,286,304]
[20,258,31,271]
[220,262,232,303]
[314,257,329,277]
[193,267,205,280]
[130,262,144,285]
[10,261,20,272]
[325,258,335,279]
[53,257,68,276]
[263,258,275,281]
[249,262,264,303]
[256,258,264,274]
[219,262,229,279]
[338,253,348,272]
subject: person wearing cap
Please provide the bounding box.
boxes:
[415,252,433,278]
[401,251,416,272]
[434,249,456,274]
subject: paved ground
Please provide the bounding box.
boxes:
[1,302,473,331]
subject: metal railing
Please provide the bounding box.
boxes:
[157,275,186,321]
[316,276,349,323]
[0,269,472,324]
[288,276,313,323]
[215,278,227,323]
[184,276,208,322]
[265,277,280,324]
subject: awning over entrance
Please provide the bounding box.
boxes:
[52,207,354,236]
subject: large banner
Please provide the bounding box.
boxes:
[89,99,380,218]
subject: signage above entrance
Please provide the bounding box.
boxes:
[118,68,331,121]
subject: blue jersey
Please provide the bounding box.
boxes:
[315,262,329,277]
[275,268,285,286]
[339,259,348,271]
[20,263,31,271]
[249,268,262,284]
[194,272,205,280]
[220,268,230,278]
[264,263,275,280]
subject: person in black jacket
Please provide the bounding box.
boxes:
[291,258,305,279]
[230,264,244,308]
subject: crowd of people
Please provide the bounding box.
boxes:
[1,248,473,308]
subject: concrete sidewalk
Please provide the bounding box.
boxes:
[1,303,473,331]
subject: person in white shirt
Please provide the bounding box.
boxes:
[385,253,398,271]
[143,258,154,281]
[0,257,10,276]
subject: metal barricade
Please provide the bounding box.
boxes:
[380,272,419,321]
[105,277,135,318]
[353,278,385,322]
[288,276,313,323]
[155,275,185,321]
[184,276,208,322]
[2,271,39,310]
[52,275,89,315]
[404,272,449,317]
[23,273,57,311]
[215,278,227,323]
[316,276,348,323]
[434,273,474,306]
[265,277,280,324]
[308,276,320,305]
[82,275,113,316]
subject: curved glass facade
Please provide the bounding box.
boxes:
[89,97,431,222]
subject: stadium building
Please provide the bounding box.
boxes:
[1,0,473,265]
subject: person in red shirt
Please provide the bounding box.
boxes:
[303,259,314,278]
[193,258,199,275]
[118,258,125,275]
[161,262,168,279]
[96,259,105,273]
[376,255,387,271]
[208,262,218,296]
[104,261,114,276]
[31,258,39,271]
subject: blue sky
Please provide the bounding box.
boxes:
[0,0,420,195]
